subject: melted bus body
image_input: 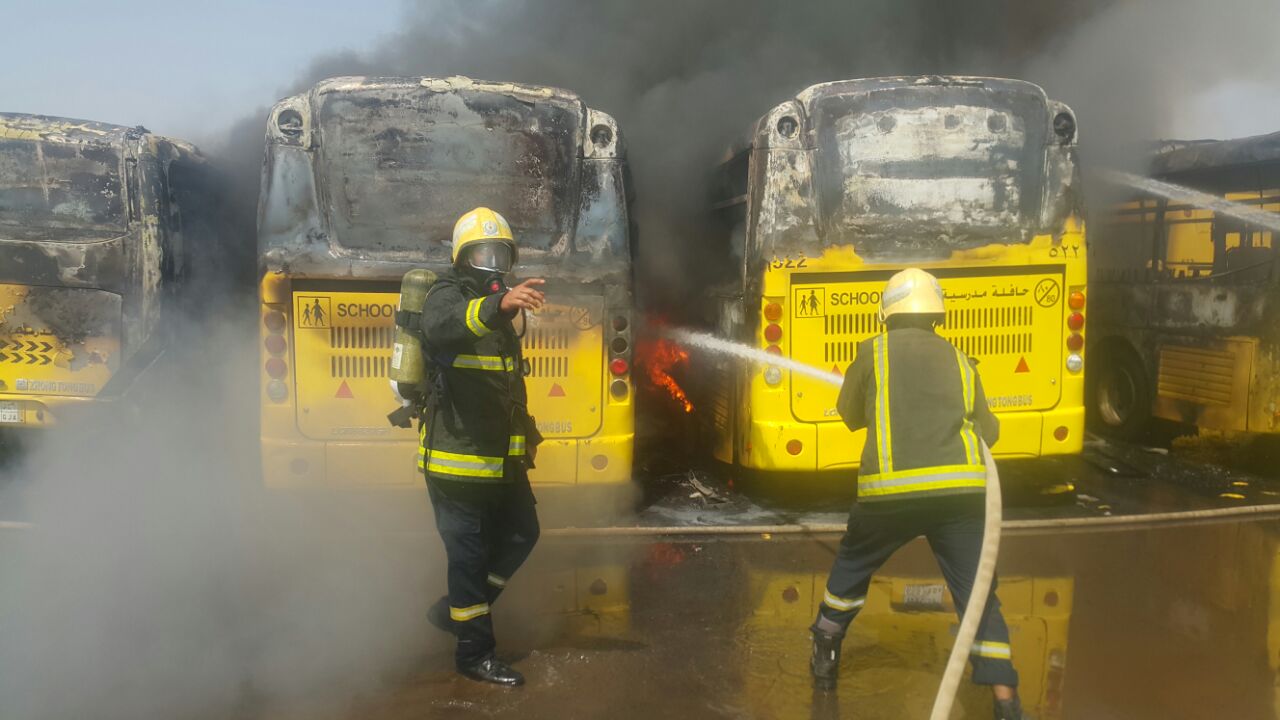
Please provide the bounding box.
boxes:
[1091,134,1280,437]
[705,77,1086,474]
[257,77,634,507]
[0,114,215,430]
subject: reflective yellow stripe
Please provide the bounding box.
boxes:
[954,350,980,466]
[487,573,507,588]
[465,298,491,337]
[858,464,988,498]
[452,354,506,371]
[822,590,865,612]
[508,434,526,457]
[423,448,504,478]
[873,335,894,473]
[971,641,1012,659]
[450,603,491,622]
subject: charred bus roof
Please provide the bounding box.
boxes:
[1153,131,1280,173]
[0,112,149,145]
[259,76,630,282]
[724,75,1079,259]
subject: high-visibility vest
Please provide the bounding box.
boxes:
[842,329,997,502]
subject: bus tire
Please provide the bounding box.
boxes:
[1088,343,1151,440]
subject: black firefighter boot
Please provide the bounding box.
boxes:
[427,595,455,636]
[460,655,525,687]
[810,629,844,690]
[993,695,1026,720]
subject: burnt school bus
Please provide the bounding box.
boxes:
[256,77,635,513]
[705,77,1087,479]
[0,113,219,434]
[1091,133,1280,438]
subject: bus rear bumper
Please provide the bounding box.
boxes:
[0,394,100,429]
[740,406,1085,471]
[261,433,636,489]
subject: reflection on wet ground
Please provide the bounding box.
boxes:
[344,516,1280,720]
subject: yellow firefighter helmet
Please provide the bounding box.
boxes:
[879,268,945,323]
[452,207,517,271]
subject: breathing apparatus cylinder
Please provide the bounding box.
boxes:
[389,268,437,388]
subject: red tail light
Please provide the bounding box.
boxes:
[1067,312,1084,331]
[764,323,783,343]
[264,335,287,355]
[1066,333,1084,352]
[265,357,288,379]
[609,358,629,376]
[766,345,782,355]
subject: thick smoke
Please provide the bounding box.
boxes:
[215,0,1110,312]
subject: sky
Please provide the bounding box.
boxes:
[0,0,402,143]
[1,0,1278,148]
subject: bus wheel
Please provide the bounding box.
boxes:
[1089,345,1151,440]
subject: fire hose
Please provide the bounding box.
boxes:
[928,438,1000,720]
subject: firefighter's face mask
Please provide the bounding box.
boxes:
[463,242,515,274]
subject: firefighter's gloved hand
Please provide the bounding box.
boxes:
[500,278,546,316]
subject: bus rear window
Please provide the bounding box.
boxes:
[316,89,581,258]
[0,139,125,240]
[812,87,1048,251]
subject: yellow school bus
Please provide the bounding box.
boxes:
[704,77,1087,474]
[743,540,1071,718]
[0,113,217,432]
[257,77,634,511]
[1091,134,1280,437]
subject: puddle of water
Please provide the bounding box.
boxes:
[333,518,1280,719]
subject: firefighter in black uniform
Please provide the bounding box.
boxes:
[810,268,1026,720]
[419,207,545,687]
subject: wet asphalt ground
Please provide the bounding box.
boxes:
[5,430,1280,719]
[332,433,1280,720]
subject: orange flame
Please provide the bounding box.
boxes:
[638,337,694,413]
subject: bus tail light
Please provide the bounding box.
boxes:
[1066,354,1083,373]
[764,323,782,343]
[609,310,631,401]
[266,379,289,402]
[264,311,286,333]
[1066,333,1084,352]
[1067,312,1084,331]
[764,366,782,387]
[1068,291,1086,310]
[265,357,288,379]
[766,345,782,356]
[764,302,783,322]
[264,308,289,401]
[264,334,287,355]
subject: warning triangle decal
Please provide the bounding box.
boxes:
[335,380,354,399]
[548,383,566,397]
[1014,357,1030,374]
[831,364,842,375]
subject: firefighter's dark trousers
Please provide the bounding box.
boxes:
[427,480,540,667]
[813,494,1018,687]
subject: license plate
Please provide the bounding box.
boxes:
[902,583,947,610]
[0,401,22,424]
